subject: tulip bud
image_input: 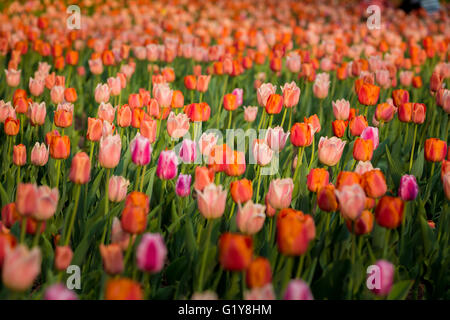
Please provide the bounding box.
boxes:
[13,144,26,166]
[335,184,366,221]
[236,201,266,235]
[218,232,253,271]
[108,176,130,202]
[175,174,191,197]
[345,210,374,235]
[136,233,167,273]
[277,208,315,256]
[375,196,404,229]
[105,278,143,300]
[99,244,124,275]
[99,134,122,168]
[317,184,339,212]
[130,133,151,166]
[246,257,272,289]
[267,178,294,210]
[368,260,394,296]
[283,279,314,300]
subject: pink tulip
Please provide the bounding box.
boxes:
[399,71,413,87]
[50,85,65,104]
[0,100,16,123]
[245,284,276,300]
[111,217,132,251]
[318,136,346,166]
[283,279,314,300]
[198,132,218,156]
[179,139,197,164]
[332,99,350,120]
[369,260,394,296]
[153,83,173,107]
[286,52,301,73]
[197,183,227,219]
[16,183,38,216]
[375,70,390,89]
[29,77,45,97]
[266,126,289,151]
[361,126,379,150]
[31,142,49,166]
[99,244,124,275]
[335,184,366,220]
[28,101,46,126]
[2,245,41,291]
[109,176,130,202]
[130,133,152,166]
[44,283,78,300]
[244,106,258,122]
[267,178,294,210]
[236,201,266,235]
[136,233,167,273]
[156,149,178,180]
[232,88,244,107]
[398,175,419,201]
[101,120,114,138]
[354,161,375,175]
[252,140,273,166]
[257,83,276,107]
[94,83,111,103]
[281,82,300,108]
[98,134,122,168]
[167,112,189,139]
[175,174,192,197]
[107,76,122,96]
[98,102,116,123]
[33,185,59,221]
[54,246,73,271]
[88,58,104,75]
[313,73,330,99]
[5,69,21,87]
[140,116,157,143]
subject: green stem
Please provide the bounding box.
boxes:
[255,166,262,203]
[292,147,304,183]
[308,136,315,170]
[295,254,305,278]
[280,108,288,128]
[140,165,147,192]
[20,217,27,243]
[32,221,42,247]
[55,159,61,189]
[198,219,213,291]
[288,107,293,130]
[135,166,142,191]
[64,184,81,246]
[227,110,233,130]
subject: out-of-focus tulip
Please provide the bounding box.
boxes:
[332,99,350,120]
[354,161,374,176]
[358,82,380,106]
[223,93,237,111]
[153,83,173,108]
[197,75,211,92]
[424,138,447,162]
[244,106,258,122]
[368,260,394,296]
[346,210,374,235]
[236,201,266,235]
[318,136,346,166]
[16,183,38,216]
[184,75,197,90]
[156,150,178,180]
[197,183,227,219]
[443,173,450,200]
[108,176,129,202]
[307,168,329,193]
[98,102,116,123]
[5,117,20,136]
[257,83,276,107]
[375,196,405,229]
[361,169,387,198]
[335,184,366,220]
[266,126,289,151]
[277,208,315,256]
[44,283,78,300]
[218,232,253,271]
[230,179,253,204]
[2,245,41,291]
[194,167,215,192]
[121,207,147,234]
[290,122,312,147]
[111,217,131,251]
[167,112,189,139]
[391,89,409,108]
[0,101,16,123]
[33,186,59,221]
[246,257,272,289]
[0,233,17,267]
[99,134,121,168]
[1,203,20,228]
[99,244,124,275]
[313,73,330,99]
[49,134,70,160]
[69,152,91,184]
[267,178,294,210]
[232,88,244,107]
[136,233,167,273]
[29,77,45,97]
[398,175,419,201]
[375,102,396,122]
[94,83,110,103]
[86,117,103,142]
[64,88,77,103]
[353,138,373,161]
[317,184,339,212]
[28,102,46,126]
[13,144,26,166]
[281,82,300,108]
[336,171,361,190]
[171,90,184,109]
[198,132,218,156]
[105,278,143,300]
[349,115,368,136]
[283,279,314,300]
[175,174,191,198]
[5,69,21,87]
[117,105,132,128]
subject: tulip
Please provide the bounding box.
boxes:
[281,82,300,108]
[424,138,447,162]
[108,176,129,203]
[2,245,41,291]
[368,260,394,296]
[101,120,114,138]
[156,150,178,180]
[198,132,218,156]
[354,161,374,175]
[16,183,38,216]
[175,174,192,197]
[336,171,361,190]
[86,117,103,142]
[398,102,412,122]
[136,233,167,273]
[317,184,339,212]
[246,257,272,289]
[121,204,147,234]
[1,203,20,228]
[224,150,246,177]
[29,77,45,96]
[236,201,266,235]
[277,208,315,256]
[335,184,366,220]
[107,76,121,96]
[44,283,78,300]
[13,144,26,166]
[307,168,329,193]
[252,139,273,166]
[184,102,211,122]
[265,93,283,115]
[411,103,426,124]
[64,88,77,103]
[28,102,46,126]
[117,105,132,128]
[398,175,419,201]
[443,173,450,200]
[140,116,157,143]
[194,167,215,192]
[105,278,143,300]
[167,112,189,139]
[99,244,124,275]
[257,83,276,107]
[332,120,347,138]
[391,89,409,108]
[171,90,184,109]
[313,73,330,99]
[0,101,16,123]
[361,126,379,150]
[283,279,314,300]
[430,71,442,92]
[358,82,380,106]
[266,126,289,151]
[0,233,17,267]
[244,106,258,122]
[375,102,396,122]
[318,136,346,166]
[349,115,368,136]
[345,210,374,235]
[197,183,227,219]
[361,169,387,198]
[290,122,312,147]
[5,69,21,87]
[353,138,373,161]
[244,284,276,300]
[153,83,173,107]
[232,88,244,107]
[179,139,197,164]
[332,99,350,120]
[184,75,197,90]
[267,178,294,210]
[94,83,110,103]
[54,103,73,128]
[98,102,116,123]
[99,134,121,168]
[375,196,405,229]
[197,75,211,92]
[4,117,20,136]
[223,93,237,111]
[111,217,131,251]
[218,232,253,271]
[230,179,253,204]
[33,185,59,221]
[69,152,91,185]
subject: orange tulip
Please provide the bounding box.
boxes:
[361,169,387,198]
[246,257,272,289]
[346,210,374,235]
[375,196,404,229]
[353,138,373,161]
[49,135,70,159]
[105,278,143,300]
[357,82,380,106]
[424,138,447,162]
[230,179,253,204]
[265,93,283,115]
[218,232,253,271]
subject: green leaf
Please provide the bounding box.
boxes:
[0,181,10,204]
[411,148,424,180]
[387,280,414,300]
